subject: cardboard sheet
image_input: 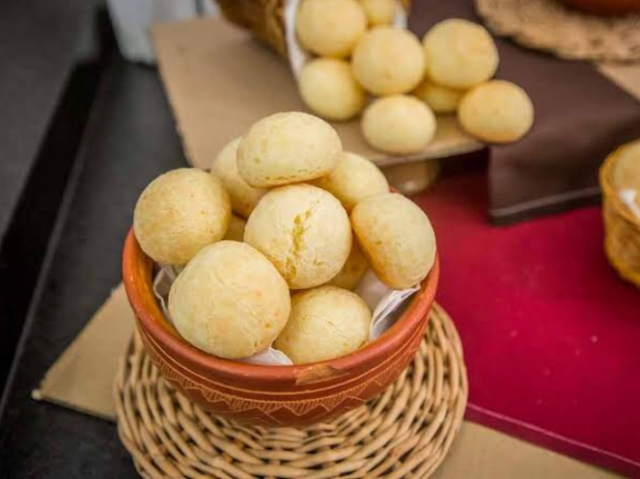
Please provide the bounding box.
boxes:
[151,17,482,170]
[33,285,134,420]
[34,284,618,478]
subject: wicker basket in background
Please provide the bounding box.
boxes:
[600,144,640,288]
[216,0,287,56]
[216,0,411,57]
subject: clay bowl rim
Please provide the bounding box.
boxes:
[122,228,439,382]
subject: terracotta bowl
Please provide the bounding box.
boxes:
[122,230,439,427]
[559,0,640,14]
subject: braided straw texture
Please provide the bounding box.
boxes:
[476,0,640,62]
[115,303,467,478]
[600,145,640,287]
[215,0,412,57]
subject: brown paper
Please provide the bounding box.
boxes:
[150,17,482,170]
[597,63,640,100]
[33,285,134,420]
[34,284,618,477]
[433,422,619,479]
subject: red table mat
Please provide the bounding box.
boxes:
[416,172,640,476]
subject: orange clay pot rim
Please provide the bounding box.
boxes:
[122,229,439,380]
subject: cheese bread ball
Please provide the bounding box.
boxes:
[133,168,231,266]
[211,138,267,218]
[361,95,436,154]
[238,112,342,187]
[352,192,436,288]
[296,0,366,58]
[458,80,534,143]
[168,241,291,359]
[423,19,499,89]
[414,80,464,114]
[274,286,371,364]
[299,59,366,121]
[352,27,425,96]
[360,0,395,26]
[613,139,640,206]
[223,214,246,242]
[329,240,368,290]
[313,152,388,211]
[244,184,352,289]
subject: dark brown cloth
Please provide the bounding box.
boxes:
[410,0,640,225]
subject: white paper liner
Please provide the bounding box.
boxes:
[619,188,640,220]
[153,266,420,366]
[284,0,409,79]
[368,280,420,338]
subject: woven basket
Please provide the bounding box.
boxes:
[216,0,287,56]
[215,0,411,57]
[476,0,640,62]
[600,143,640,287]
[115,303,467,478]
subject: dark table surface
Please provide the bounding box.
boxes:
[0,57,186,478]
[0,0,94,243]
[0,0,105,391]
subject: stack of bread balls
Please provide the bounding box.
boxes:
[421,18,534,143]
[295,2,534,151]
[133,111,437,364]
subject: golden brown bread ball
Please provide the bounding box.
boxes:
[223,214,246,242]
[360,0,395,26]
[274,286,371,364]
[168,241,291,359]
[458,80,534,143]
[352,27,425,96]
[423,18,499,89]
[296,0,367,58]
[414,80,464,114]
[361,95,436,154]
[329,240,368,289]
[313,152,388,212]
[237,112,342,188]
[299,59,366,121]
[245,184,352,289]
[211,138,267,218]
[133,168,231,266]
[351,192,436,288]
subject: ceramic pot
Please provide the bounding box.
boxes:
[122,229,439,427]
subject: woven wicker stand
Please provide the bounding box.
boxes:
[115,303,467,478]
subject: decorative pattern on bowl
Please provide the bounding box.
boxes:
[123,230,439,427]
